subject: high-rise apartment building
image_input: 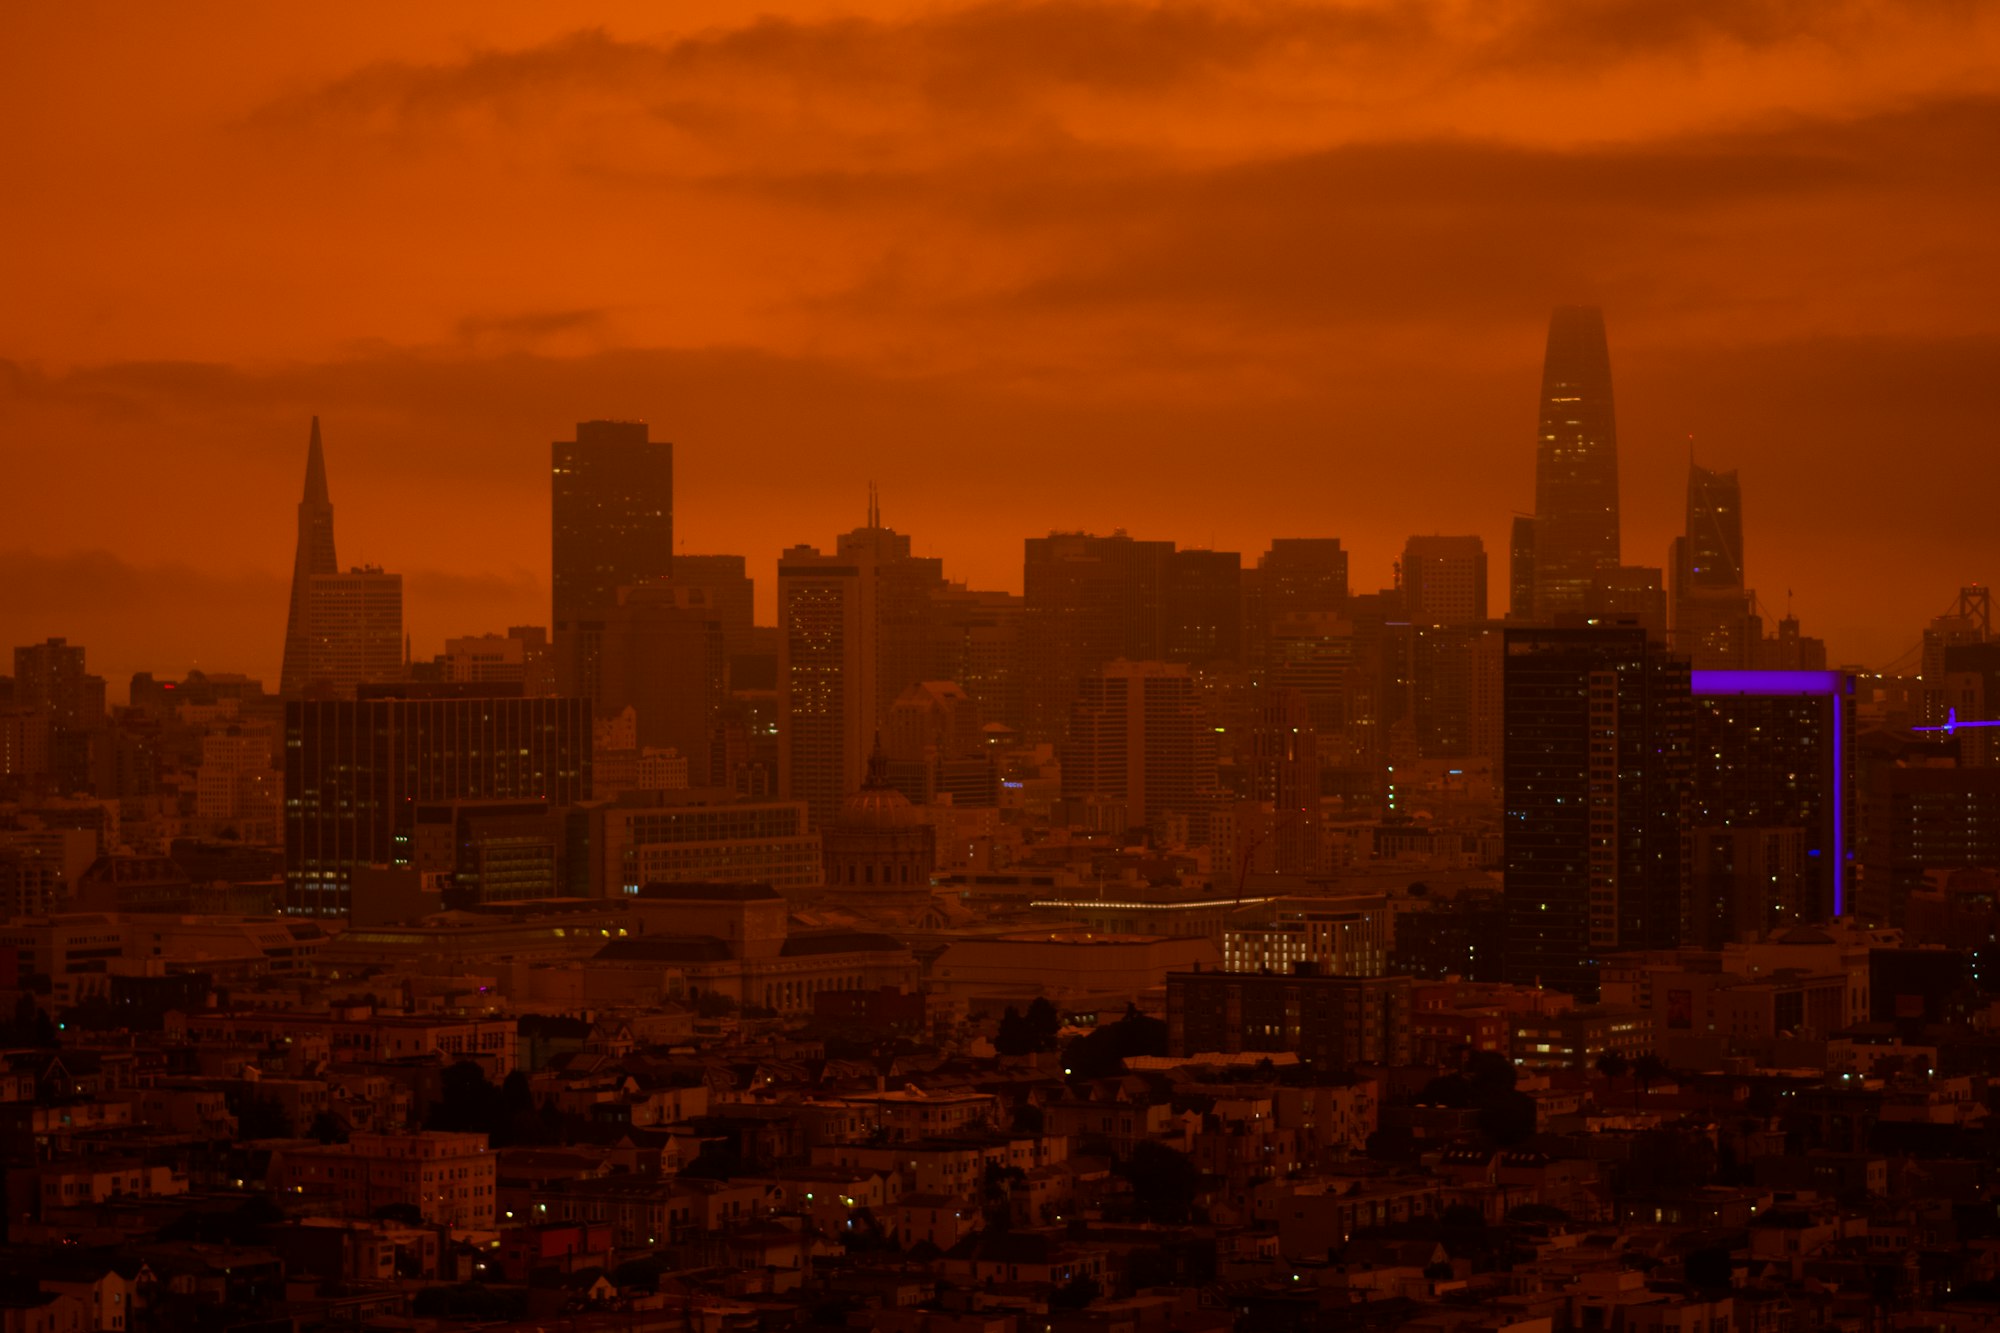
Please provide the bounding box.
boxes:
[12,638,103,734]
[1060,659,1215,829]
[12,637,105,792]
[778,545,877,830]
[284,686,590,917]
[551,420,674,700]
[1528,307,1621,619]
[1021,532,1173,743]
[305,567,404,697]
[1689,670,1854,939]
[281,418,340,698]
[1401,536,1488,627]
[1503,624,1692,1000]
[1249,686,1319,875]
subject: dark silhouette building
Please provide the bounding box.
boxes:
[1688,670,1853,941]
[1401,535,1488,627]
[1246,538,1349,669]
[284,685,590,918]
[1503,624,1691,1000]
[280,417,339,698]
[1021,532,1173,743]
[552,420,674,700]
[1670,462,1756,667]
[1529,307,1620,619]
[1164,548,1244,666]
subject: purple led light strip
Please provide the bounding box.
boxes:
[1689,669,1850,917]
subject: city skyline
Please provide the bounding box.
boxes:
[5,4,2000,685]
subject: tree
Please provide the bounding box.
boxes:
[428,1060,501,1136]
[1476,1090,1537,1147]
[1633,1055,1670,1092]
[309,1111,349,1144]
[1595,1051,1630,1081]
[236,1095,293,1140]
[1063,1004,1169,1080]
[1119,1141,1201,1225]
[1049,1275,1101,1310]
[1024,998,1061,1050]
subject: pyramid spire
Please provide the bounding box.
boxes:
[280,417,340,697]
[303,414,331,506]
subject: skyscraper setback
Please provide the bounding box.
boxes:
[1527,306,1621,620]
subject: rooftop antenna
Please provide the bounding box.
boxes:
[867,481,880,529]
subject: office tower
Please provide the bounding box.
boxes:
[1503,625,1692,1000]
[1402,536,1488,627]
[593,583,729,786]
[1411,624,1505,760]
[281,418,340,698]
[1582,565,1667,643]
[1508,516,1538,620]
[1246,538,1348,668]
[284,686,590,917]
[930,585,1023,733]
[1689,670,1854,941]
[437,627,555,695]
[1164,548,1243,666]
[1167,970,1411,1067]
[1060,659,1215,829]
[1343,588,1415,779]
[1266,614,1354,735]
[1940,640,2000,766]
[1669,462,1756,667]
[838,501,946,716]
[1689,827,1808,949]
[551,420,674,699]
[1021,532,1173,743]
[304,567,404,697]
[1684,462,1745,589]
[1529,306,1621,619]
[779,545,878,830]
[1921,587,1992,729]
[1249,686,1319,875]
[670,554,757,659]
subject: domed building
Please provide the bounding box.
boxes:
[822,738,935,892]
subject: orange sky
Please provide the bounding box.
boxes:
[4,1,1998,689]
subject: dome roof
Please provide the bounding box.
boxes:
[837,735,925,831]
